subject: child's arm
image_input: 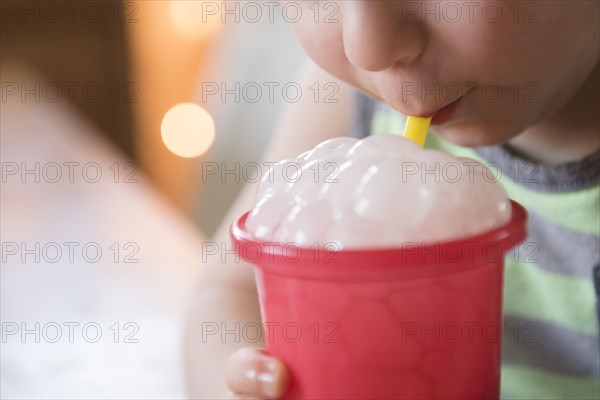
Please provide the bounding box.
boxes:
[185,60,354,399]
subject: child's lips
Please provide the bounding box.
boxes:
[429,97,462,125]
[429,94,465,125]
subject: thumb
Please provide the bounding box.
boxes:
[225,348,289,399]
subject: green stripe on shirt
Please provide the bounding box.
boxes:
[500,180,600,236]
[501,365,600,400]
[504,259,599,336]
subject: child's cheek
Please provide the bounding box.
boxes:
[292,21,355,83]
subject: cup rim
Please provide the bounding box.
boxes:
[229,200,527,275]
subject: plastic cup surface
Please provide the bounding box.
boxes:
[230,201,527,399]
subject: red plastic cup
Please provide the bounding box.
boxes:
[230,201,527,399]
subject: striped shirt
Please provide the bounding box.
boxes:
[352,92,600,399]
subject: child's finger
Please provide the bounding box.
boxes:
[225,347,289,399]
[222,389,261,400]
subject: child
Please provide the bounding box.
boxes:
[185,1,599,398]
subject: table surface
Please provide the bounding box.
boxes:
[1,64,206,399]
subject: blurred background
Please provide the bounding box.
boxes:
[1,0,305,397]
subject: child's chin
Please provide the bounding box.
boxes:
[432,123,515,148]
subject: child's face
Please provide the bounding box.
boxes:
[292,1,599,146]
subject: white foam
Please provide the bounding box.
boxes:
[246,134,511,249]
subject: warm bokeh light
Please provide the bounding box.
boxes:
[161,103,215,158]
[169,0,223,40]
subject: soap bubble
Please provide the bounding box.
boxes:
[275,200,335,247]
[363,134,421,156]
[288,156,347,205]
[320,157,380,218]
[256,160,300,201]
[347,135,421,161]
[297,151,311,162]
[246,192,295,239]
[304,137,359,161]
[346,139,384,160]
[353,157,434,233]
[329,215,392,249]
[413,150,463,185]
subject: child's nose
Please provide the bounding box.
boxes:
[342,2,426,71]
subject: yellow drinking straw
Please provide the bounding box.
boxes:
[403,116,431,148]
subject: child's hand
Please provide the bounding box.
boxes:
[225,347,289,399]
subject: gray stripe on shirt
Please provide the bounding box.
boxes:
[510,209,600,280]
[474,146,600,193]
[351,91,375,139]
[503,315,600,378]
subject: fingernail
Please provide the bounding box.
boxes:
[256,360,280,398]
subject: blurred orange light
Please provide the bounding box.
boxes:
[169,0,222,40]
[161,103,215,158]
